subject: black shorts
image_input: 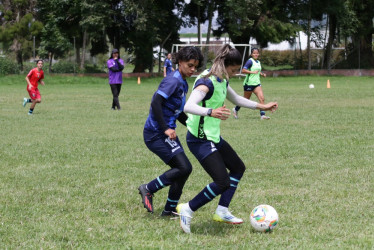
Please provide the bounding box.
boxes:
[186,131,225,163]
[143,129,184,164]
[244,84,261,92]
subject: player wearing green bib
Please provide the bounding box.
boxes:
[233,48,269,119]
[186,69,226,144]
[175,44,278,234]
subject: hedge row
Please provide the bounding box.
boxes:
[260,49,344,69]
[0,58,105,75]
[0,57,20,75]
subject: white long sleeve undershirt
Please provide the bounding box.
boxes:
[184,85,258,116]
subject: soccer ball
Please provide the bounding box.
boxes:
[250,204,278,232]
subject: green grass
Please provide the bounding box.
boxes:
[0,75,373,248]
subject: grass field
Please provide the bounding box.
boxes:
[0,74,373,248]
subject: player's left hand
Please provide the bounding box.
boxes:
[211,105,231,120]
[265,102,278,112]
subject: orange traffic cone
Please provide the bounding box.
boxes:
[327,79,331,88]
[137,76,141,84]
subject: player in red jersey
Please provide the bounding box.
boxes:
[23,60,45,115]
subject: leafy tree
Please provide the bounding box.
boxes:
[39,15,71,73]
[344,0,374,68]
[37,0,83,66]
[118,0,183,73]
[0,0,43,70]
[215,0,299,50]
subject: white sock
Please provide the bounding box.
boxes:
[216,205,228,214]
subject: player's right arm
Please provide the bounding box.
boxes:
[25,76,32,90]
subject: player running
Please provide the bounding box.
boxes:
[177,44,278,233]
[23,60,45,115]
[233,48,269,119]
[138,46,204,216]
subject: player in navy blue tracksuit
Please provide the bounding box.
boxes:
[138,46,204,216]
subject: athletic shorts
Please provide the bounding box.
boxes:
[143,129,184,164]
[244,84,261,92]
[27,88,41,100]
[186,131,225,163]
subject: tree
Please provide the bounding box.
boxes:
[119,0,183,73]
[345,0,374,68]
[39,15,71,73]
[214,0,299,56]
[183,0,218,68]
[0,0,43,70]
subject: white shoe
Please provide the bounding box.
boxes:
[23,97,28,107]
[261,115,270,120]
[176,203,193,233]
[213,209,243,224]
[232,108,238,119]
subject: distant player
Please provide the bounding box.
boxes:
[163,53,174,77]
[23,60,45,115]
[233,48,269,119]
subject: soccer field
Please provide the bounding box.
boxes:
[0,75,373,248]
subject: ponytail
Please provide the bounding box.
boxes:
[205,44,242,80]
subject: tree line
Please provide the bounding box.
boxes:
[0,0,373,73]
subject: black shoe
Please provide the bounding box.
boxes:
[138,184,153,213]
[160,210,178,217]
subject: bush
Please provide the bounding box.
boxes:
[52,61,76,73]
[83,64,105,73]
[0,57,20,75]
[23,62,37,74]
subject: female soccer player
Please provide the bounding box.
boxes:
[163,53,175,77]
[233,48,269,119]
[23,60,45,115]
[177,44,278,233]
[138,46,204,216]
[107,48,125,110]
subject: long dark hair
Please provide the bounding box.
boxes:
[172,46,204,68]
[205,44,242,80]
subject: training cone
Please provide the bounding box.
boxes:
[137,76,141,84]
[327,79,331,88]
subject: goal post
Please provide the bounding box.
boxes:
[171,43,252,76]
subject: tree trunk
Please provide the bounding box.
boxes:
[158,32,172,74]
[80,30,87,70]
[202,0,214,69]
[323,14,337,72]
[48,52,53,73]
[16,50,23,72]
[321,15,329,69]
[307,0,311,70]
[298,31,303,68]
[197,4,201,45]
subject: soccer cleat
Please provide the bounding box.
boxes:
[138,184,153,213]
[23,97,28,107]
[176,203,193,234]
[160,210,178,217]
[232,108,238,119]
[213,210,243,224]
[260,115,270,120]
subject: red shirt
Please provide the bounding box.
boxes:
[27,68,44,89]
